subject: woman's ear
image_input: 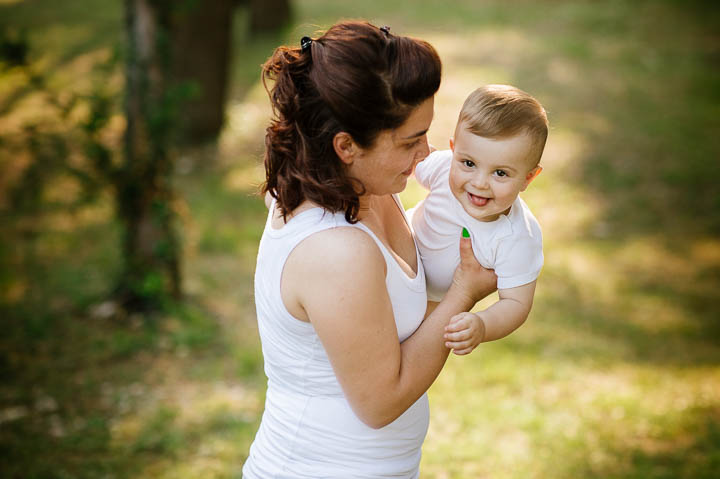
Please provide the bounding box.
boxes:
[333,132,357,165]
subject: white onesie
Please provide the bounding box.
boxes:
[410,150,544,301]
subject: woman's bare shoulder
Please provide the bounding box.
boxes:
[291,226,385,274]
[282,225,388,321]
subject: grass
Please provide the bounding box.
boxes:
[1,0,719,478]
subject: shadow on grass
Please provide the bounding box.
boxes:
[570,405,720,479]
[0,162,269,476]
[513,1,720,237]
[0,286,262,478]
[427,0,720,374]
[524,259,720,369]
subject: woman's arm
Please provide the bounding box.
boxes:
[282,226,495,429]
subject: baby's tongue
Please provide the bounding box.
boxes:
[469,193,489,206]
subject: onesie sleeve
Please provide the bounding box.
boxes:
[494,233,544,290]
[414,150,452,190]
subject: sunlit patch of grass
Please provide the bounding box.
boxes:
[0,66,27,98]
[131,406,183,455]
[420,227,720,475]
[110,357,264,478]
[222,82,271,151]
[424,341,720,478]
[223,162,265,193]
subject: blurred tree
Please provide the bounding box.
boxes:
[170,0,235,144]
[120,0,293,309]
[248,0,292,34]
[0,29,28,68]
[120,0,183,309]
[169,0,291,144]
[2,0,294,313]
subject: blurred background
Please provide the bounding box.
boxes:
[1,0,718,477]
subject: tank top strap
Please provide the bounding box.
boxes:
[263,198,349,249]
[262,198,424,291]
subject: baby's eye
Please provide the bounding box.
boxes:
[494,169,508,177]
[462,160,475,168]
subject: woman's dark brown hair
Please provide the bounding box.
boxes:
[261,21,442,223]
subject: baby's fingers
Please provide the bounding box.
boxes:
[444,328,471,343]
[446,312,474,331]
[445,321,466,333]
[445,337,473,351]
[452,346,475,356]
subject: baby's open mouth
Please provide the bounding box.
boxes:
[467,192,490,207]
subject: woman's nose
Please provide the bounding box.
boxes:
[416,137,431,160]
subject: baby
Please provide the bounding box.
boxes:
[411,84,548,355]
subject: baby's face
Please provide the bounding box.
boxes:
[449,126,541,222]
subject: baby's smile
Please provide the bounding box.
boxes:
[467,192,490,207]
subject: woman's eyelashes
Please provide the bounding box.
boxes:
[404,138,422,149]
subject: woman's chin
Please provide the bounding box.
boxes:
[395,177,410,193]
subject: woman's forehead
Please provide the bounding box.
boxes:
[393,97,435,139]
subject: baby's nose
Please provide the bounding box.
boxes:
[471,173,489,188]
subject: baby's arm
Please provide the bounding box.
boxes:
[443,280,536,355]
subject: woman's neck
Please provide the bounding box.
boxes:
[287,193,387,222]
[357,194,383,221]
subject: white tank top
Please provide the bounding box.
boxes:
[242,198,429,479]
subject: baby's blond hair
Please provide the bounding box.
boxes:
[458,85,548,166]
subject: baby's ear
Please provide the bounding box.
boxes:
[449,137,455,151]
[522,166,543,191]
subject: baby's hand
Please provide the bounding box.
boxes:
[444,312,486,355]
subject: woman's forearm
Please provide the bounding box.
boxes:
[368,287,479,428]
[367,237,499,427]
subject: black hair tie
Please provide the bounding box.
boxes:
[300,36,312,53]
[380,25,391,36]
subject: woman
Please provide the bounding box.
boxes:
[243,21,496,478]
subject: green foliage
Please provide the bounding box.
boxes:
[0,40,121,219]
[131,406,183,454]
[169,303,221,349]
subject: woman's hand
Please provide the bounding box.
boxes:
[450,229,497,305]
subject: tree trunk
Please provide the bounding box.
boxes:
[119,0,181,311]
[170,0,235,144]
[249,0,291,34]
